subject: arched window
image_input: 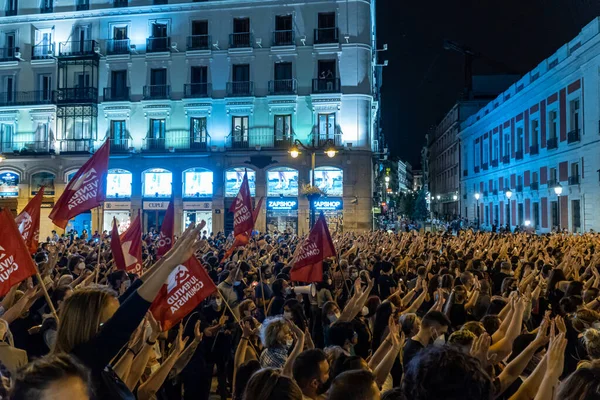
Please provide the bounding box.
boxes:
[225,167,255,197]
[267,167,298,197]
[107,169,132,198]
[142,168,172,198]
[183,168,213,198]
[314,166,343,197]
[31,172,55,196]
[0,171,19,197]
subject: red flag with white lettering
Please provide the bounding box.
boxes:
[150,256,217,331]
[0,208,38,296]
[15,187,44,254]
[290,214,336,283]
[229,172,254,237]
[156,200,174,259]
[120,212,143,275]
[110,217,127,271]
[49,140,110,229]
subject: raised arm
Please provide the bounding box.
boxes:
[282,323,305,377]
[533,333,567,400]
[125,314,160,390]
[373,316,404,388]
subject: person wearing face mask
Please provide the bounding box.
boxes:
[218,262,248,320]
[321,302,341,347]
[402,311,450,368]
[292,349,330,400]
[259,316,304,370]
[267,279,290,317]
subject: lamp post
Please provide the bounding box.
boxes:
[554,183,563,232]
[289,138,337,228]
[474,192,480,229]
[505,190,513,231]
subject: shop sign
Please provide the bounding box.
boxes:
[183,201,212,210]
[313,198,343,211]
[41,202,54,209]
[104,201,132,210]
[143,201,170,210]
[372,207,381,214]
[267,198,298,211]
[0,172,19,197]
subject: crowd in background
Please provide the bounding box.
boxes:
[4,226,600,400]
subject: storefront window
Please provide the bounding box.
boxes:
[314,167,343,197]
[266,198,298,233]
[143,168,172,198]
[107,169,132,198]
[312,197,344,232]
[267,167,298,197]
[31,172,55,196]
[0,171,19,197]
[183,168,213,198]
[225,168,256,197]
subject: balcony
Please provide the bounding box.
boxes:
[187,35,211,51]
[40,3,53,13]
[1,140,54,155]
[547,137,558,149]
[474,166,480,173]
[54,88,98,104]
[530,144,539,155]
[312,78,341,94]
[547,179,558,188]
[59,140,94,154]
[483,191,489,197]
[530,182,539,190]
[229,32,252,48]
[482,162,489,171]
[491,159,498,168]
[103,87,130,102]
[58,40,98,57]
[314,27,339,44]
[142,130,211,152]
[226,81,254,97]
[568,175,580,185]
[268,79,297,95]
[309,130,342,147]
[493,189,499,196]
[0,91,54,107]
[76,0,89,10]
[143,85,170,100]
[0,47,18,62]
[32,43,54,60]
[184,83,211,98]
[515,150,523,160]
[146,37,171,53]
[106,39,130,55]
[502,155,510,164]
[567,129,581,144]
[273,30,294,46]
[516,185,523,193]
[109,139,130,153]
[114,0,127,7]
[226,127,294,150]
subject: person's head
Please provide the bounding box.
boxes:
[11,353,92,400]
[419,311,451,341]
[481,315,501,336]
[233,360,260,400]
[460,271,474,288]
[53,286,119,354]
[399,313,421,337]
[260,316,293,350]
[51,286,74,313]
[381,262,393,275]
[584,288,600,304]
[448,330,477,353]
[322,301,341,326]
[556,366,600,400]
[462,321,485,337]
[242,368,303,400]
[328,322,357,352]
[402,346,493,400]
[239,299,257,319]
[500,277,517,295]
[500,262,511,274]
[571,309,600,333]
[284,299,307,330]
[106,270,129,293]
[565,281,584,298]
[328,370,380,400]
[452,285,468,304]
[292,349,330,398]
[583,328,600,360]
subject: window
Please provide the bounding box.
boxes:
[190,20,209,50]
[231,17,250,47]
[474,141,480,168]
[485,205,489,225]
[571,162,579,178]
[572,199,581,232]
[548,110,558,139]
[549,167,557,184]
[531,119,539,148]
[482,138,489,164]
[532,171,538,185]
[516,127,524,153]
[518,203,524,225]
[533,202,540,228]
[274,114,291,143]
[551,201,559,229]
[317,113,336,142]
[110,120,126,141]
[2,75,13,103]
[190,117,208,149]
[189,66,208,96]
[231,116,249,146]
[147,119,166,150]
[3,33,15,58]
[503,132,510,158]
[76,0,89,10]
[492,138,499,161]
[315,12,337,44]
[569,98,580,132]
[5,0,17,16]
[274,15,293,46]
[183,168,213,198]
[40,0,52,13]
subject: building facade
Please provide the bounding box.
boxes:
[412,169,422,191]
[397,159,412,193]
[0,0,380,239]
[460,17,600,232]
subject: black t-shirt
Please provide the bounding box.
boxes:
[403,338,425,368]
[377,274,396,299]
[492,272,510,294]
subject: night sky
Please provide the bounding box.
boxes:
[376,0,600,168]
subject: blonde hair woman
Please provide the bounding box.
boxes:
[52,223,204,400]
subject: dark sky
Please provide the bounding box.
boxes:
[376,0,600,168]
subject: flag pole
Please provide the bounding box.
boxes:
[35,270,59,322]
[95,205,103,284]
[257,267,267,317]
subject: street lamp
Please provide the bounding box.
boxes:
[288,138,337,228]
[554,183,563,231]
[384,175,390,212]
[505,190,512,230]
[453,194,458,201]
[474,193,480,229]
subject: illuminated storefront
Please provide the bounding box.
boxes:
[314,167,343,197]
[266,198,298,233]
[142,168,172,232]
[183,201,213,235]
[0,171,19,215]
[313,198,344,232]
[103,201,131,234]
[103,169,132,233]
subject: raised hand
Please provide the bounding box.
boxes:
[240,321,252,339]
[147,312,162,339]
[174,323,189,354]
[194,320,203,342]
[546,332,567,381]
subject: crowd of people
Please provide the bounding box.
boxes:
[4,225,600,400]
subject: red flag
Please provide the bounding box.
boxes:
[156,200,174,259]
[110,217,127,271]
[290,214,336,283]
[150,256,217,331]
[0,209,38,296]
[15,187,44,254]
[229,172,254,237]
[120,212,143,275]
[49,140,110,229]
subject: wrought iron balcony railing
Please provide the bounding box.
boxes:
[0,47,18,62]
[273,30,294,46]
[103,87,130,102]
[502,155,510,164]
[568,175,580,185]
[312,78,340,93]
[0,91,54,106]
[225,128,294,150]
[54,87,98,103]
[146,37,171,53]
[106,39,130,55]
[32,43,54,59]
[1,140,54,154]
[58,40,98,57]
[229,32,252,48]
[142,130,211,152]
[184,83,211,98]
[515,150,523,160]
[530,182,539,190]
[547,137,558,149]
[268,79,297,95]
[226,81,254,97]
[59,139,94,153]
[314,27,338,44]
[309,131,342,147]
[567,129,581,144]
[530,144,539,155]
[187,35,211,51]
[109,138,130,153]
[143,85,170,100]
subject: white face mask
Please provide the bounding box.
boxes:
[215,298,223,307]
[284,311,293,320]
[432,329,446,346]
[361,306,369,316]
[328,312,340,323]
[285,337,294,349]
